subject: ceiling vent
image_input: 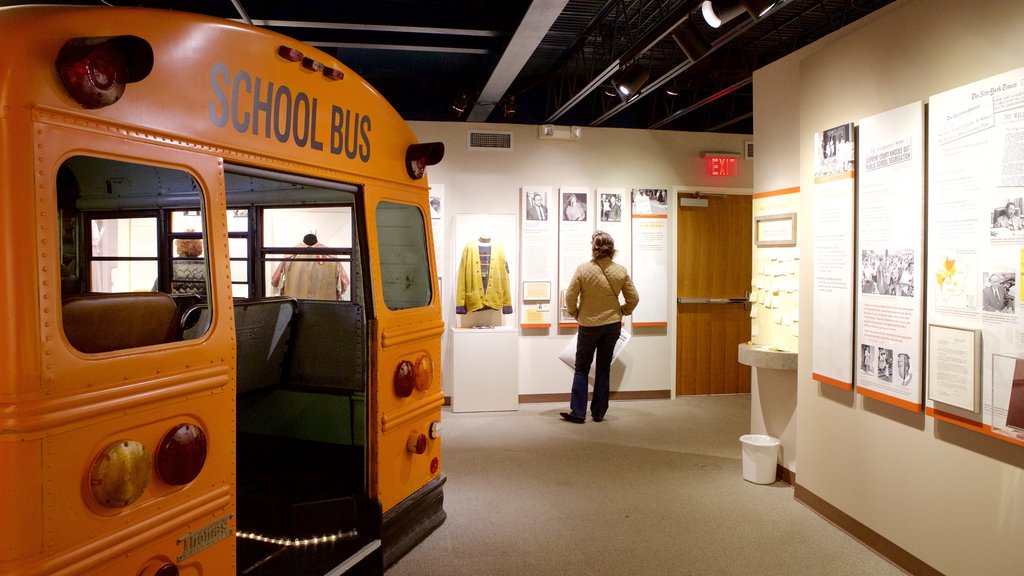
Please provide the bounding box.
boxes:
[468,130,513,151]
[744,140,754,159]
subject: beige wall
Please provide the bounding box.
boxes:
[756,0,1024,573]
[408,121,752,400]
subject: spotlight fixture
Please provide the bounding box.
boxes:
[501,96,516,120]
[671,18,711,61]
[451,93,469,117]
[700,0,776,29]
[612,62,650,100]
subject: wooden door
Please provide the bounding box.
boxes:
[676,193,752,395]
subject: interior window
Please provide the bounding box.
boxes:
[376,201,431,310]
[263,207,354,301]
[58,156,210,353]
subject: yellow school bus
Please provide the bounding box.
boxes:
[0,5,445,575]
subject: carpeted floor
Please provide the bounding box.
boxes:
[385,396,905,576]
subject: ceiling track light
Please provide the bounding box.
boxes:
[452,93,469,116]
[671,18,711,62]
[612,62,650,101]
[701,0,776,29]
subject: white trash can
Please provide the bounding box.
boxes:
[739,434,781,484]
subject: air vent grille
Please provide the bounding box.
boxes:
[468,130,513,151]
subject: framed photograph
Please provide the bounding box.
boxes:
[927,324,981,412]
[755,213,797,247]
[522,281,551,302]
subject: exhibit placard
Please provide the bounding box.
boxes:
[811,122,856,390]
[558,186,594,326]
[631,188,668,327]
[926,65,1024,446]
[520,186,556,328]
[855,102,925,411]
[927,325,980,411]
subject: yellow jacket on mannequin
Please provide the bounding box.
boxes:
[456,240,513,314]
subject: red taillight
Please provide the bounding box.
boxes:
[139,562,180,576]
[156,423,207,486]
[430,457,440,474]
[56,36,153,109]
[406,432,427,454]
[394,360,415,397]
[405,142,445,180]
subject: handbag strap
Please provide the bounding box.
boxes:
[597,261,618,297]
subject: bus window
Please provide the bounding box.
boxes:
[227,209,252,298]
[168,210,205,295]
[263,207,354,301]
[376,202,431,309]
[58,155,211,353]
[88,215,159,292]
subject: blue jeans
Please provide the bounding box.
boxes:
[569,322,621,419]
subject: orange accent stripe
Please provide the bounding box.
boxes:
[633,321,667,327]
[856,387,922,412]
[926,407,1024,447]
[632,213,668,218]
[813,372,853,390]
[814,170,854,184]
[520,323,550,329]
[558,322,578,328]
[753,187,800,199]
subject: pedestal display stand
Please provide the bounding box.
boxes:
[451,328,519,412]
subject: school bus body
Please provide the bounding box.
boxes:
[0,6,444,575]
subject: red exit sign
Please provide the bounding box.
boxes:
[705,155,737,177]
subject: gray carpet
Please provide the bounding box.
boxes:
[386,396,905,575]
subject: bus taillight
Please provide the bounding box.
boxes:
[405,142,445,180]
[156,424,208,486]
[406,432,428,454]
[395,354,434,397]
[89,440,152,508]
[139,562,180,576]
[56,36,153,109]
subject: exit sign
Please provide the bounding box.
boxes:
[705,154,737,176]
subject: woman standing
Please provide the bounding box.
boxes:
[561,231,640,423]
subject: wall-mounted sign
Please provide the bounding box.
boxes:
[704,154,738,177]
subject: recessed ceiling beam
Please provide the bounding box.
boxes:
[466,0,571,122]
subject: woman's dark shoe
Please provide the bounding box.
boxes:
[591,415,604,422]
[560,412,585,423]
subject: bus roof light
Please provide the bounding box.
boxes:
[302,57,324,73]
[405,142,445,180]
[277,45,303,62]
[56,36,152,109]
[323,67,345,81]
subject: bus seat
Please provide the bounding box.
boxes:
[62,292,178,353]
[235,298,298,394]
[287,301,365,392]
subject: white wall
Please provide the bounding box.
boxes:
[756,0,1024,573]
[408,121,751,402]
